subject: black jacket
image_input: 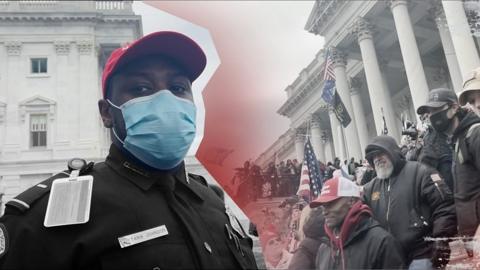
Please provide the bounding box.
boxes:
[0,145,257,270]
[452,111,480,237]
[314,217,405,269]
[363,136,457,263]
[421,126,453,160]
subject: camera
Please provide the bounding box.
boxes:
[401,121,418,140]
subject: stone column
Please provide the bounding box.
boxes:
[324,137,334,163]
[4,41,22,152]
[351,18,398,138]
[330,47,363,160]
[432,1,472,92]
[379,59,402,139]
[349,77,368,157]
[442,0,480,82]
[294,129,305,162]
[77,40,98,154]
[310,116,326,162]
[389,0,429,113]
[328,109,342,160]
[54,41,71,145]
[337,126,347,161]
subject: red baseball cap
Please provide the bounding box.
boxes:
[310,176,361,208]
[101,31,207,98]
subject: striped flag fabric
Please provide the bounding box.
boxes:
[296,162,311,199]
[296,138,323,202]
[323,50,335,81]
[320,48,352,128]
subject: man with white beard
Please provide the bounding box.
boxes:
[362,135,457,270]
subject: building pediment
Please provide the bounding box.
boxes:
[18,95,56,121]
[19,95,56,107]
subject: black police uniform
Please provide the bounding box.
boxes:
[0,145,258,270]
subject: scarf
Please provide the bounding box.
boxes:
[324,201,373,270]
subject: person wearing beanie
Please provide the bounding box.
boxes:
[363,135,456,269]
[310,176,405,270]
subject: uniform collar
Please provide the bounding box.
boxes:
[105,144,204,201]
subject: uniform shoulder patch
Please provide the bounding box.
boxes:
[0,223,9,258]
[5,171,70,214]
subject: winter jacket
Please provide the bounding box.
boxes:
[421,126,453,160]
[314,204,405,269]
[419,126,454,191]
[452,111,480,237]
[363,135,457,263]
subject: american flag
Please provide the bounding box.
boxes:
[323,50,335,81]
[321,48,351,128]
[321,49,336,106]
[296,138,323,202]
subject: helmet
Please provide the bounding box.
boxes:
[459,66,480,105]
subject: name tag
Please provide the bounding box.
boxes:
[44,175,93,227]
[118,225,169,248]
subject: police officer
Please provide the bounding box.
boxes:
[0,31,257,270]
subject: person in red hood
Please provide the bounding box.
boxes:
[310,176,405,270]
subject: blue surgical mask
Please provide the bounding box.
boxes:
[107,90,196,170]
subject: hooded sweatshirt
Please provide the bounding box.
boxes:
[451,111,480,236]
[315,201,405,269]
[363,135,457,263]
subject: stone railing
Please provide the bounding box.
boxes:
[0,1,133,14]
[95,1,132,12]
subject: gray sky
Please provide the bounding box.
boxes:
[132,1,324,222]
[132,1,324,158]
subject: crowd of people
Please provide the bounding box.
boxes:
[256,68,480,270]
[230,159,302,206]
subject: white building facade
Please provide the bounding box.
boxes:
[0,1,143,202]
[263,0,480,167]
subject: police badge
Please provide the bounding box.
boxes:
[0,223,8,258]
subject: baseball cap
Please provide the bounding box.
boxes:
[417,88,458,115]
[459,67,480,105]
[310,176,361,208]
[101,31,207,98]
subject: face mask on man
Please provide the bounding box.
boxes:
[107,90,196,170]
[429,107,452,133]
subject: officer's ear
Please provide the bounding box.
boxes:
[98,99,113,128]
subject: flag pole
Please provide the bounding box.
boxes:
[341,126,349,160]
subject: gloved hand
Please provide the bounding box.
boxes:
[431,240,450,269]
